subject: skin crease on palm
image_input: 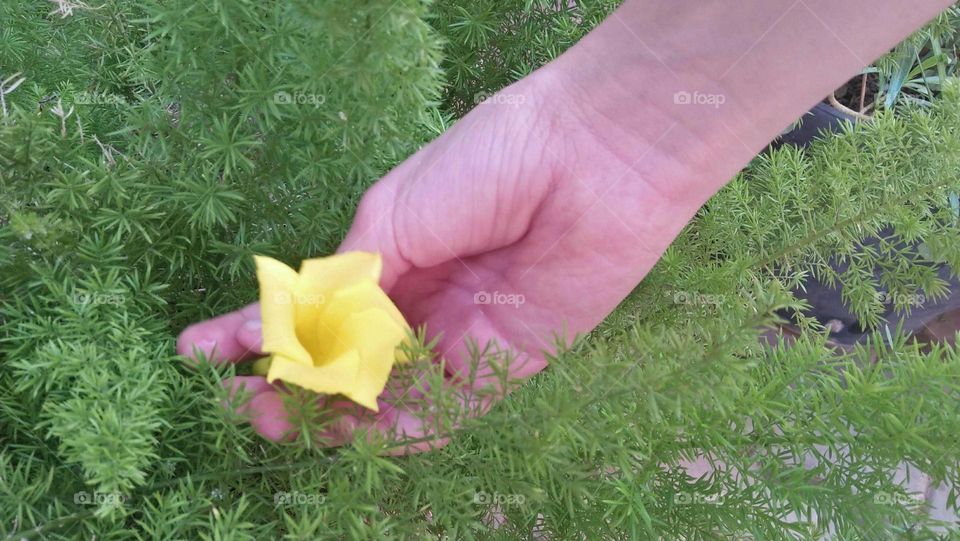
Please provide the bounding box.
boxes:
[176,0,954,453]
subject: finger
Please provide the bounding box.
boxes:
[221,375,274,415]
[244,391,365,446]
[327,381,470,455]
[234,311,263,353]
[299,397,443,454]
[373,381,507,456]
[176,303,262,364]
[240,391,355,446]
[372,404,451,456]
[247,390,297,442]
[240,385,447,453]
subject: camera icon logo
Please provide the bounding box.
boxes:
[673,91,692,105]
[474,291,492,305]
[273,91,293,104]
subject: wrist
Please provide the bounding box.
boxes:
[530,0,952,208]
[533,24,755,209]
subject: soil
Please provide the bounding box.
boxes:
[833,72,880,114]
[914,307,960,345]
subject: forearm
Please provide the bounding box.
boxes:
[538,0,952,208]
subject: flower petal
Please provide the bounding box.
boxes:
[293,252,384,360]
[254,256,313,366]
[321,280,408,330]
[332,308,408,411]
[292,288,333,363]
[298,251,382,293]
[266,351,361,396]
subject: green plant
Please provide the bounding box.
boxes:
[2,1,960,539]
[874,4,960,108]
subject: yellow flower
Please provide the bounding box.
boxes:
[252,252,409,411]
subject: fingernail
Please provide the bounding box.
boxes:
[236,319,263,352]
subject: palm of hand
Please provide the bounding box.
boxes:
[376,99,681,383]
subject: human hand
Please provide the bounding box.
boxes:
[176,61,712,452]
